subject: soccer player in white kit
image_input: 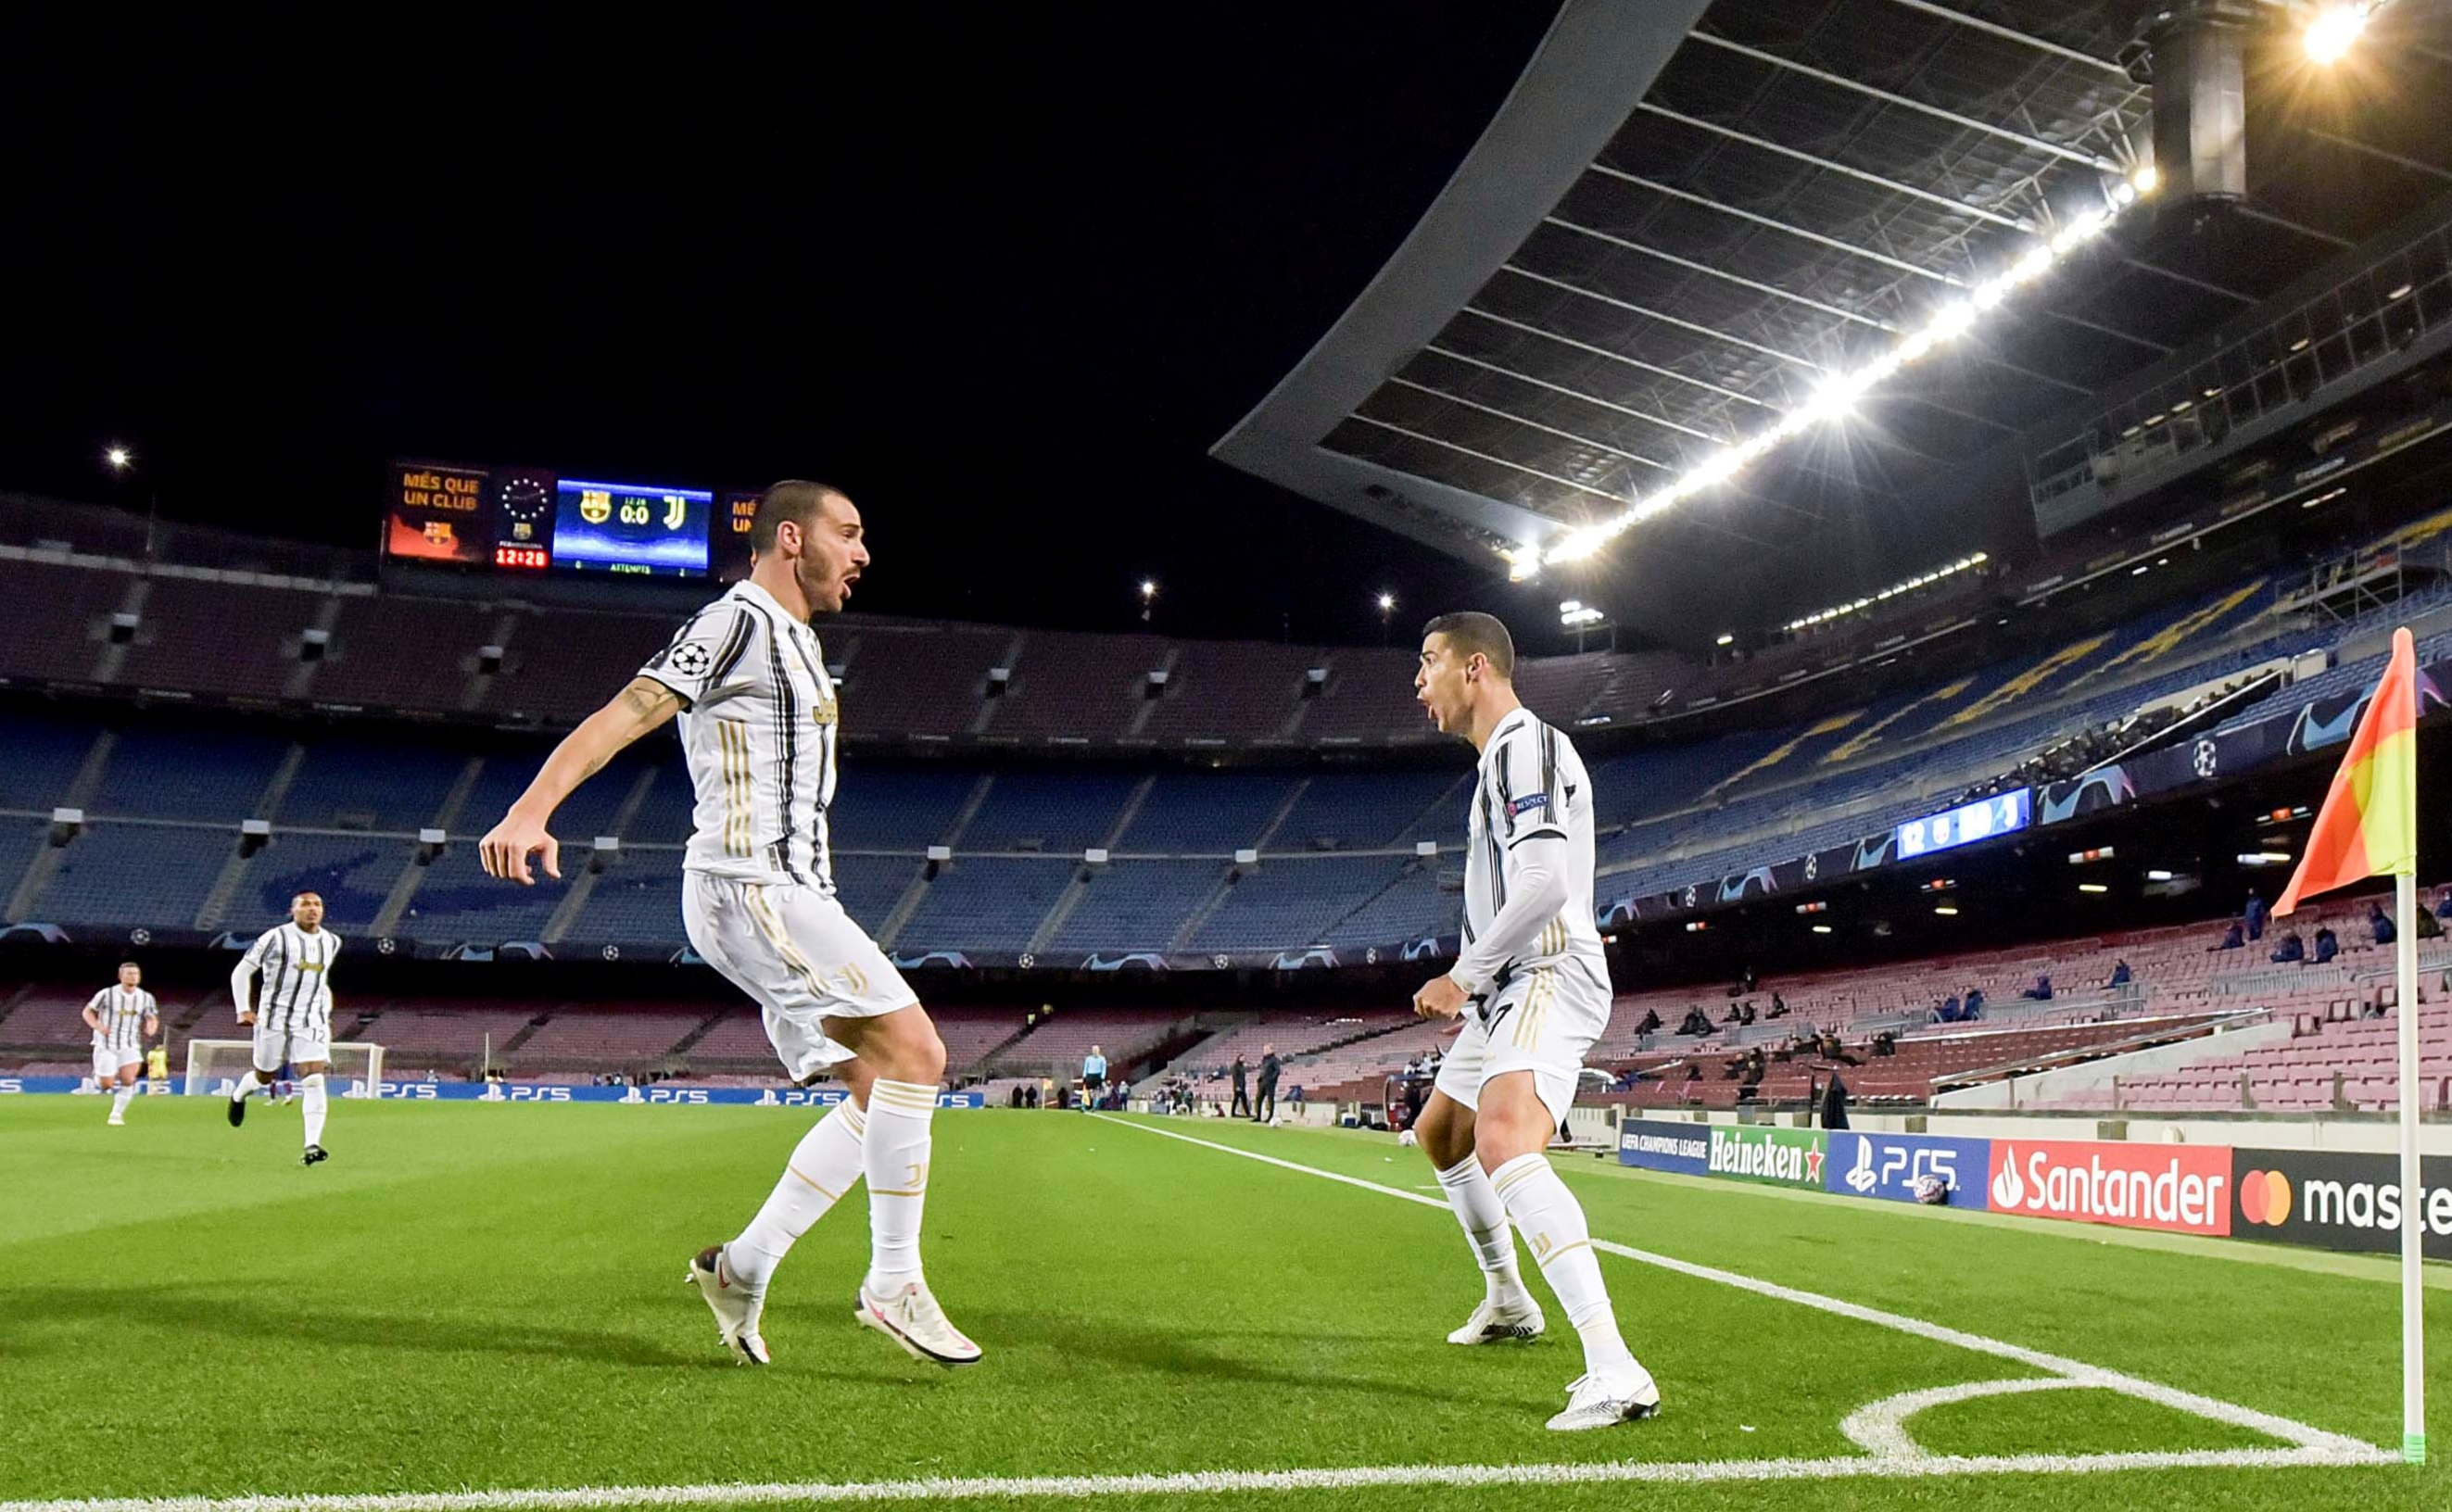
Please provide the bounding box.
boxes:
[226,890,341,1166]
[1407,611,1659,1431]
[83,961,158,1126]
[478,480,978,1369]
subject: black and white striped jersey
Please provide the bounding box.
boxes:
[234,923,342,1032]
[1457,706,1605,987]
[86,986,157,1053]
[637,579,841,891]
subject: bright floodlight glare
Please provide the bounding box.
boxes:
[105,447,132,470]
[1139,579,1156,598]
[1376,591,1395,611]
[1715,633,1734,646]
[1514,159,2163,571]
[2305,4,2367,63]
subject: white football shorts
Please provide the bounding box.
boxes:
[1433,955,1611,1127]
[252,1023,331,1072]
[92,1045,131,1079]
[682,873,916,1082]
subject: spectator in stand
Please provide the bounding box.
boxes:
[1720,1054,1743,1080]
[1963,987,1984,1018]
[1738,1002,1756,1027]
[1636,1007,1662,1036]
[2435,888,2452,926]
[2213,920,2245,951]
[1229,1054,1250,1119]
[1081,1044,1107,1103]
[1821,1070,1851,1131]
[1815,1030,1861,1066]
[1769,992,1788,1019]
[1683,1062,1702,1082]
[2106,960,2131,989]
[1871,1029,1897,1058]
[2314,921,2340,964]
[2370,901,2397,946]
[2269,930,2306,965]
[1935,994,1962,1024]
[1679,1006,1714,1037]
[2244,888,2268,943]
[2020,975,2054,1002]
[2420,901,2445,940]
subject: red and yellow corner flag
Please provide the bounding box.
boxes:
[2276,626,2420,916]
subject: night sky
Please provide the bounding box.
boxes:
[2,8,1571,647]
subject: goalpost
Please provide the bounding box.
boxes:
[183,1040,386,1099]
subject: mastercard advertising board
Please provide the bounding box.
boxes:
[1984,1139,2233,1236]
[2229,1147,2452,1260]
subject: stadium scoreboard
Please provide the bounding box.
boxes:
[385,460,756,580]
[1894,788,2031,862]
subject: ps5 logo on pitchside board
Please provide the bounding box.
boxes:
[1848,1139,1956,1196]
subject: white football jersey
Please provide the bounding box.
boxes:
[637,579,840,891]
[86,986,156,1053]
[239,923,341,1033]
[1461,706,1606,984]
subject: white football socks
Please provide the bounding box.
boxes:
[862,1079,937,1292]
[109,1084,136,1120]
[727,1100,866,1292]
[300,1073,328,1148]
[230,1070,264,1102]
[1435,1153,1530,1307]
[1490,1153,1638,1377]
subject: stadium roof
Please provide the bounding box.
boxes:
[1215,0,2452,647]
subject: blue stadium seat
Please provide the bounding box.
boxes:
[0,712,98,813]
[32,822,232,929]
[894,857,1078,951]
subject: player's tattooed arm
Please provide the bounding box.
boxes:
[482,677,683,884]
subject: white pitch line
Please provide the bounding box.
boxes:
[1840,1378,2089,1459]
[0,1446,2398,1512]
[1090,1115,2385,1460]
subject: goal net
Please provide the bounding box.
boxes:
[183,1040,386,1098]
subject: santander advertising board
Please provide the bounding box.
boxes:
[1986,1140,2231,1236]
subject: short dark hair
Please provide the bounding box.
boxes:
[1421,611,1516,680]
[750,479,849,554]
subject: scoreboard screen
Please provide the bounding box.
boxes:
[386,462,492,565]
[384,460,752,582]
[550,479,713,576]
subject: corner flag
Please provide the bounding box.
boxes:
[2273,627,2418,916]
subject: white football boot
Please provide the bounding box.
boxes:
[1545,1365,1662,1431]
[1447,1293,1545,1344]
[855,1279,982,1367]
[685,1245,769,1366]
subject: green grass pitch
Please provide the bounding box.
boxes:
[1,1095,2444,1511]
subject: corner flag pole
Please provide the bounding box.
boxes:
[2271,625,2424,1463]
[2395,855,2424,1464]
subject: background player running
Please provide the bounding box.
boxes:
[83,961,158,1126]
[227,890,342,1166]
[1407,611,1659,1432]
[478,480,977,1370]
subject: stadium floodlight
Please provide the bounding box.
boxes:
[1501,152,2168,573]
[105,446,132,470]
[1715,632,1734,646]
[1139,579,1156,598]
[2305,3,2369,63]
[1375,591,1396,611]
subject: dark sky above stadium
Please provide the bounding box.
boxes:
[2,8,1569,647]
